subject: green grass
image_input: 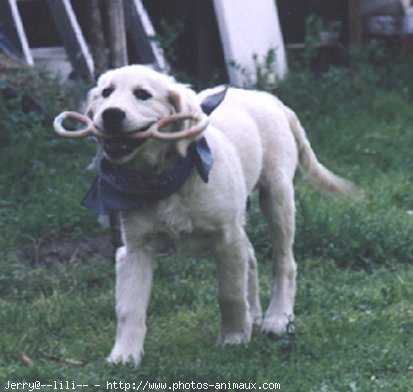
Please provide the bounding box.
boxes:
[1,55,413,391]
[1,257,412,390]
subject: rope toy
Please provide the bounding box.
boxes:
[53,111,209,141]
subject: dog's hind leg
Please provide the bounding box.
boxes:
[215,225,253,345]
[259,172,297,337]
[246,236,262,325]
[107,245,154,366]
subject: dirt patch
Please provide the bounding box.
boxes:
[21,229,115,265]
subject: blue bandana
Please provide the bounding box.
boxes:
[81,137,213,214]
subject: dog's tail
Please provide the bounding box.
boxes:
[284,105,354,196]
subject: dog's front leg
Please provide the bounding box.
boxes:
[107,245,154,366]
[215,225,252,345]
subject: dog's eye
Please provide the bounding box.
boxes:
[133,89,152,101]
[102,87,114,98]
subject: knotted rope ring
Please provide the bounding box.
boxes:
[53,111,209,141]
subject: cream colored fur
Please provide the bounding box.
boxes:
[86,65,353,366]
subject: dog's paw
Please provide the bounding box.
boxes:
[251,309,263,326]
[218,319,252,346]
[106,346,143,367]
[218,330,252,346]
[261,313,294,339]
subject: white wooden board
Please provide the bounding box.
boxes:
[8,0,33,65]
[213,0,287,86]
[131,0,167,71]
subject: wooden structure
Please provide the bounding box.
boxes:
[0,0,33,65]
[349,0,363,46]
[213,0,287,86]
[125,0,166,71]
[0,0,165,80]
[1,0,289,86]
[45,0,94,80]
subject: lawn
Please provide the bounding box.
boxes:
[0,50,412,391]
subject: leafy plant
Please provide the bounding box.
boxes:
[303,14,324,69]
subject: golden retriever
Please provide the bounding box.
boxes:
[84,65,353,365]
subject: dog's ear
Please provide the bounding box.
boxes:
[85,87,99,117]
[168,87,202,116]
[200,87,227,115]
[168,87,204,156]
[168,89,182,114]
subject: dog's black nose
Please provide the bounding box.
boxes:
[102,107,126,132]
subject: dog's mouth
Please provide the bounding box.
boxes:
[101,124,153,159]
[103,137,147,160]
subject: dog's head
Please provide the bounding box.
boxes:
[86,65,203,165]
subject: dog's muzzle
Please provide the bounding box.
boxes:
[101,107,126,133]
